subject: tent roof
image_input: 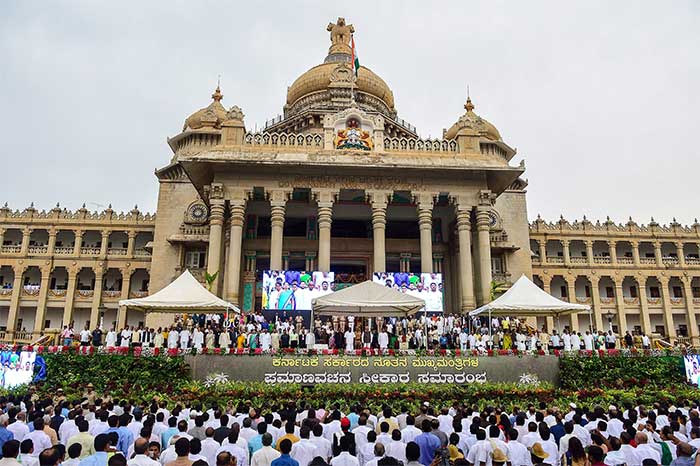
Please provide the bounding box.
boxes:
[469,274,591,317]
[312,280,426,317]
[119,270,238,312]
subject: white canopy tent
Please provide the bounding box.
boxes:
[469,274,592,332]
[312,280,426,317]
[119,270,239,313]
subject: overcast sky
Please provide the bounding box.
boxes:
[1,1,698,225]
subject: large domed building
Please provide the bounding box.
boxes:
[1,18,698,345]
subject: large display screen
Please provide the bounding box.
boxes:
[262,271,335,311]
[684,354,700,385]
[372,272,444,313]
[1,351,36,388]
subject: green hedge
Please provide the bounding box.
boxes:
[559,354,685,390]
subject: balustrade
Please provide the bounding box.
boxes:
[570,256,587,264]
[1,245,21,254]
[27,246,48,255]
[546,256,564,264]
[108,248,128,256]
[54,246,73,255]
[593,256,611,264]
[80,247,101,255]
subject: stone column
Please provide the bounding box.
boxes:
[562,240,571,267]
[654,242,663,267]
[475,206,493,305]
[416,193,434,273]
[676,242,686,268]
[539,240,547,264]
[542,277,554,331]
[117,268,131,330]
[314,190,335,273]
[0,228,5,250]
[400,254,411,273]
[305,252,316,272]
[7,265,26,339]
[126,230,136,258]
[636,276,652,335]
[47,228,57,256]
[681,276,698,343]
[585,240,594,267]
[90,266,105,329]
[62,267,78,327]
[369,191,390,273]
[206,200,226,295]
[613,278,626,333]
[658,276,677,338]
[73,230,83,256]
[608,240,617,266]
[456,206,475,312]
[99,230,110,257]
[567,277,579,332]
[34,265,52,334]
[631,240,641,267]
[20,227,31,255]
[432,254,444,274]
[589,275,604,331]
[269,190,289,271]
[226,199,247,306]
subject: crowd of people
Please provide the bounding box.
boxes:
[55,313,654,353]
[0,388,698,466]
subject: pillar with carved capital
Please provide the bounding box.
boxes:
[90,267,106,329]
[226,199,247,305]
[681,277,698,342]
[455,206,475,311]
[676,242,686,268]
[20,228,31,255]
[613,279,626,333]
[73,230,83,256]
[585,240,594,266]
[416,193,434,273]
[658,276,677,338]
[47,228,57,256]
[475,207,493,305]
[117,269,131,329]
[631,241,641,267]
[34,265,52,334]
[269,190,289,270]
[126,230,136,258]
[562,240,571,267]
[589,275,604,331]
[99,230,110,257]
[206,200,226,295]
[608,241,618,266]
[369,191,390,273]
[636,276,652,335]
[538,240,547,264]
[314,190,335,273]
[654,242,663,267]
[7,265,25,339]
[542,277,554,331]
[62,267,78,327]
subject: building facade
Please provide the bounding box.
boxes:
[0,19,697,344]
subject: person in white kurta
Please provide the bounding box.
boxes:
[219,330,231,349]
[378,331,389,350]
[179,328,191,349]
[583,331,594,350]
[563,331,572,351]
[344,330,354,351]
[571,333,581,351]
[105,329,117,347]
[192,328,204,350]
[167,329,179,349]
[154,331,164,348]
[120,328,132,347]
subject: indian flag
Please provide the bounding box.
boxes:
[351,34,360,77]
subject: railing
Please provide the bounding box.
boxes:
[687,258,700,266]
[617,257,634,265]
[570,256,588,264]
[647,297,661,305]
[490,232,509,243]
[1,245,21,254]
[22,286,40,296]
[492,272,512,284]
[54,246,73,255]
[243,132,324,149]
[694,297,700,304]
[103,290,121,299]
[623,297,640,305]
[383,137,457,153]
[179,224,210,236]
[76,290,94,298]
[263,115,283,129]
[576,296,591,304]
[394,117,417,134]
[108,248,127,256]
[48,289,67,297]
[545,256,564,264]
[640,257,656,265]
[80,247,101,255]
[671,297,684,305]
[593,256,611,264]
[663,257,680,266]
[0,289,12,297]
[134,248,150,257]
[600,297,615,304]
[129,291,148,298]
[28,245,48,255]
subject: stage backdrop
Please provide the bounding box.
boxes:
[185,355,559,385]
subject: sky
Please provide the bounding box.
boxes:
[1,1,698,225]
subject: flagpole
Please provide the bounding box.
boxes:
[350,34,356,105]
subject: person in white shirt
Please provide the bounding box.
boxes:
[290,427,317,466]
[385,431,406,463]
[7,413,29,442]
[437,409,454,435]
[24,419,51,456]
[378,331,389,351]
[105,328,117,348]
[632,432,661,466]
[251,433,281,466]
[359,432,377,466]
[218,430,249,466]
[80,327,92,346]
[364,443,385,466]
[521,423,541,449]
[583,331,594,351]
[179,328,191,350]
[331,436,360,466]
[310,425,332,461]
[128,438,160,466]
[167,329,179,349]
[192,328,204,350]
[201,428,221,466]
[506,429,530,466]
[538,427,559,466]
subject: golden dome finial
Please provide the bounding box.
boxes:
[464,96,474,112]
[211,81,223,102]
